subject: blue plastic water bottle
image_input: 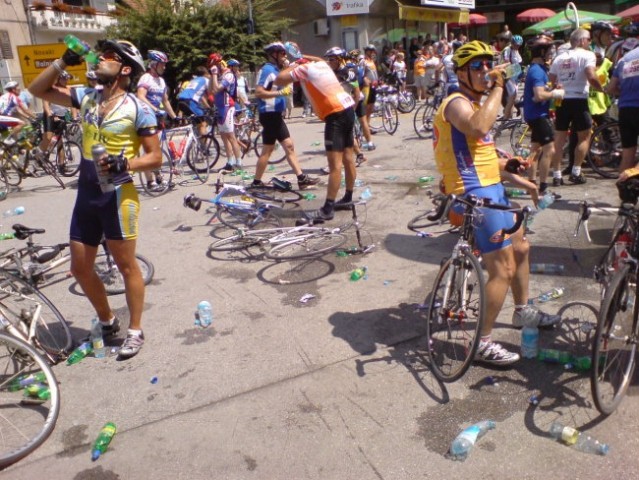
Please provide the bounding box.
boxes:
[197,301,213,327]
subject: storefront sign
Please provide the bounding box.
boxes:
[420,0,475,9]
[327,0,370,16]
[399,5,469,23]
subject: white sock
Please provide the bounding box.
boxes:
[553,170,562,179]
[128,328,142,336]
[572,166,581,176]
[100,316,116,326]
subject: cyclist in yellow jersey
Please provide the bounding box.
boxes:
[29,39,161,360]
[433,41,561,366]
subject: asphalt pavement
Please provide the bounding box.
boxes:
[2,105,637,479]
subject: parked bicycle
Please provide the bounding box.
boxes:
[586,120,622,179]
[235,104,286,164]
[0,224,154,296]
[138,114,221,196]
[421,194,531,382]
[413,82,445,139]
[369,85,399,135]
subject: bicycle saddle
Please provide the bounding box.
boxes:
[12,224,45,240]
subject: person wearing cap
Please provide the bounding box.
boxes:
[275,42,356,221]
[433,40,561,366]
[590,21,613,57]
[34,71,78,173]
[498,34,524,119]
[29,39,162,360]
[0,81,36,146]
[86,70,100,90]
[208,53,243,171]
[250,42,319,191]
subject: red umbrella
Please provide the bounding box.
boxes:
[449,13,488,28]
[516,8,556,23]
[618,4,639,22]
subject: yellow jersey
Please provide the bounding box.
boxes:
[433,92,501,195]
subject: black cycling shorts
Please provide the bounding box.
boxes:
[619,107,639,149]
[44,114,65,134]
[324,108,355,152]
[366,86,377,106]
[259,112,290,145]
[527,116,554,146]
[554,98,592,133]
[355,99,366,118]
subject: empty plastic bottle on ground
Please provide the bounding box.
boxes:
[66,342,92,365]
[197,301,213,327]
[530,263,565,274]
[0,232,15,240]
[538,348,571,364]
[449,420,496,461]
[3,206,25,217]
[90,318,106,359]
[23,383,50,401]
[8,371,47,391]
[549,422,609,455]
[521,316,539,359]
[92,422,117,461]
[350,266,367,281]
[538,287,564,303]
[537,192,555,210]
[360,187,372,200]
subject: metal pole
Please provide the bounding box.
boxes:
[248,0,255,62]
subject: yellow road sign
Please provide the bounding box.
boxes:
[17,43,88,87]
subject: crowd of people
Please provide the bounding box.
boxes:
[0,16,637,364]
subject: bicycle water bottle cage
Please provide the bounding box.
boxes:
[272,178,293,191]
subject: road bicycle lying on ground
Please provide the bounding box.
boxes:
[421,194,532,382]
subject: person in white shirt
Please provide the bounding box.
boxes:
[498,34,523,119]
[549,28,604,185]
[392,52,407,92]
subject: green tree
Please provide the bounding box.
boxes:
[108,0,292,94]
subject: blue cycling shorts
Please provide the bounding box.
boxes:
[451,183,516,254]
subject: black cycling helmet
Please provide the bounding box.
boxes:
[364,44,376,52]
[324,47,346,58]
[624,22,639,37]
[591,21,613,33]
[96,39,145,76]
[618,177,639,204]
[528,34,554,58]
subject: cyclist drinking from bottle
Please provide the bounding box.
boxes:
[28,39,162,360]
[433,41,561,366]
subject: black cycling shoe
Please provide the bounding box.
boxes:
[334,198,353,211]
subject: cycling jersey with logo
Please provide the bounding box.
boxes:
[289,61,355,120]
[137,73,167,108]
[71,88,157,188]
[177,76,209,103]
[549,48,596,99]
[256,62,286,113]
[214,70,237,111]
[433,92,501,195]
[612,47,639,108]
[0,92,22,116]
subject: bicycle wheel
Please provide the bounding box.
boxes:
[0,270,72,360]
[425,250,485,382]
[0,169,9,201]
[36,155,65,189]
[397,92,416,113]
[254,133,287,164]
[509,120,530,153]
[266,232,347,260]
[93,252,154,295]
[187,134,220,181]
[414,103,435,139]
[55,140,81,177]
[382,102,399,135]
[591,265,637,415]
[368,103,383,132]
[139,148,173,197]
[587,121,621,179]
[209,233,269,252]
[0,155,24,187]
[246,184,303,204]
[0,332,60,470]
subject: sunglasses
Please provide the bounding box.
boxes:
[468,59,493,70]
[100,51,123,63]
